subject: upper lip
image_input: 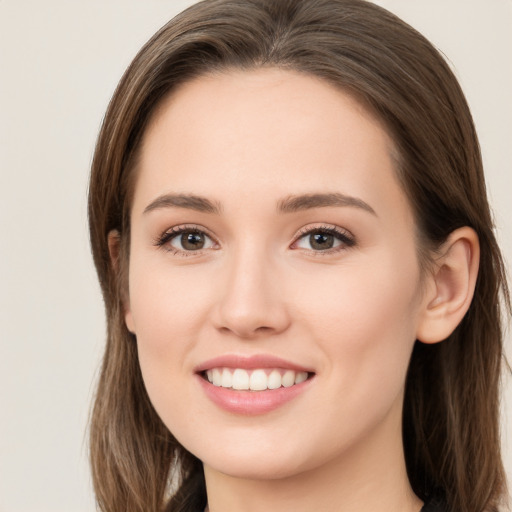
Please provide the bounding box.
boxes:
[194,354,314,374]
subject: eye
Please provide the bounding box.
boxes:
[155,225,217,255]
[171,230,213,251]
[292,225,355,253]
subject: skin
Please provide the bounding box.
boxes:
[121,68,478,512]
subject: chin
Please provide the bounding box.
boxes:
[202,451,309,481]
[174,428,307,480]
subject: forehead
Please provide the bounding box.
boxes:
[133,67,409,224]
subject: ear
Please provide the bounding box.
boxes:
[416,227,480,344]
[107,230,136,334]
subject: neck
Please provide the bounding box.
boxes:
[203,401,422,512]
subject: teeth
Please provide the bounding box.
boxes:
[232,369,249,390]
[295,371,308,384]
[206,368,309,391]
[221,368,233,388]
[268,369,282,389]
[282,370,295,388]
[212,368,222,386]
[249,369,268,391]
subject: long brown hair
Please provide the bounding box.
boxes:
[87,1,510,511]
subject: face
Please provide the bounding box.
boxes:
[125,68,429,480]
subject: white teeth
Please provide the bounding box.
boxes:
[232,369,250,390]
[249,369,268,391]
[267,370,282,390]
[282,370,295,388]
[221,368,233,388]
[205,368,310,391]
[295,371,308,384]
[212,368,222,386]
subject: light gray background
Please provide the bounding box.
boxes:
[0,1,510,511]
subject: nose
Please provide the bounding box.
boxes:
[212,245,291,339]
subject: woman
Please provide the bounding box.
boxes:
[87,0,510,511]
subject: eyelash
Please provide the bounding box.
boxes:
[292,225,356,255]
[154,224,356,257]
[154,224,217,257]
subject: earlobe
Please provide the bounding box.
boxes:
[124,308,136,335]
[108,230,136,334]
[416,227,480,344]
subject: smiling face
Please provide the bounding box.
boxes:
[124,68,430,481]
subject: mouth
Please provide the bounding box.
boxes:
[201,367,312,391]
[195,355,315,415]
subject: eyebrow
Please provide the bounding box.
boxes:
[276,192,376,216]
[143,194,223,215]
[143,192,376,216]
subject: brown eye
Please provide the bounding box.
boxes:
[309,232,335,250]
[178,231,206,250]
[293,227,355,252]
[160,228,216,253]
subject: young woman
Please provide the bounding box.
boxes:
[87,1,510,511]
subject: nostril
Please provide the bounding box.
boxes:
[217,324,275,340]
[255,326,273,333]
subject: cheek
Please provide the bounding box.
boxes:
[283,251,422,453]
[293,249,422,382]
[128,256,210,348]
[125,255,208,407]
[127,282,205,439]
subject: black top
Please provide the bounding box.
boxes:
[199,496,448,512]
[421,497,448,512]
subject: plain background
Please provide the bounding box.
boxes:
[0,1,510,511]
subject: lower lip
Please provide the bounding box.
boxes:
[196,374,313,415]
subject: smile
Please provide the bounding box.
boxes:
[195,355,315,415]
[205,368,309,391]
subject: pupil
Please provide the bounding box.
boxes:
[182,232,205,250]
[310,232,334,250]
